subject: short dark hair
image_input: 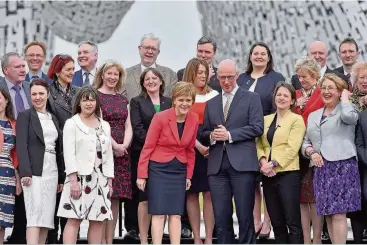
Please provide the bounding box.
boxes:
[339,37,359,52]
[30,78,49,92]
[197,36,217,52]
[273,82,297,111]
[246,42,274,75]
[139,68,165,97]
[73,86,101,117]
[0,87,15,121]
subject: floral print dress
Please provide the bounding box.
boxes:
[57,126,112,221]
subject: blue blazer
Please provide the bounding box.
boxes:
[237,71,285,116]
[200,87,264,175]
[72,69,83,87]
[25,72,52,84]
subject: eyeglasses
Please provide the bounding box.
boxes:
[218,75,236,81]
[26,54,44,59]
[320,86,337,92]
[140,46,159,52]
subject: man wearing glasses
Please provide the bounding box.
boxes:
[72,40,98,87]
[124,33,178,101]
[23,41,52,84]
[178,36,221,93]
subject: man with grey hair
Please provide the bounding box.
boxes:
[72,40,98,87]
[123,33,178,100]
[123,33,178,240]
[291,40,349,90]
[0,52,31,244]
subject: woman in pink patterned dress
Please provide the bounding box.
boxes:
[94,60,133,244]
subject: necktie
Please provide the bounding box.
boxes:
[83,72,90,86]
[223,93,232,121]
[346,73,351,80]
[12,85,25,114]
[30,75,39,83]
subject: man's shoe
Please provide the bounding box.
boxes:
[321,230,330,240]
[124,230,140,240]
[181,227,192,238]
[46,234,58,244]
[163,232,170,239]
[363,229,367,239]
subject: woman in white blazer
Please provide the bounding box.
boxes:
[57,86,114,244]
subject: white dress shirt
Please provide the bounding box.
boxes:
[320,66,327,78]
[82,68,97,85]
[141,63,156,73]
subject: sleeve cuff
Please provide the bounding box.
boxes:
[228,131,233,143]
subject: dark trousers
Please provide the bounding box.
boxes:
[124,151,139,232]
[350,170,367,243]
[48,192,67,240]
[10,193,27,243]
[208,152,256,244]
[263,170,303,244]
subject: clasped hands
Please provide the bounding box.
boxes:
[114,143,128,157]
[210,125,229,141]
[259,160,276,177]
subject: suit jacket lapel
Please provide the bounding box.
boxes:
[226,89,243,121]
[25,74,30,82]
[156,65,167,79]
[320,103,340,125]
[216,95,225,124]
[160,96,171,111]
[144,96,156,115]
[30,107,44,144]
[168,108,180,145]
[22,82,31,105]
[133,65,142,95]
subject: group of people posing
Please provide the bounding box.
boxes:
[0,33,366,245]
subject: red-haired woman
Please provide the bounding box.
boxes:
[46,54,79,243]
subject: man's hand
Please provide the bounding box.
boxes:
[211,125,229,141]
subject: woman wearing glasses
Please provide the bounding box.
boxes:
[237,42,285,238]
[302,74,361,244]
[46,54,80,243]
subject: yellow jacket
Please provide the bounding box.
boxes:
[256,110,306,173]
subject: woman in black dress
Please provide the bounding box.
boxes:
[130,68,172,244]
[137,82,199,244]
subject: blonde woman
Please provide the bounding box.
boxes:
[183,58,217,244]
[93,61,133,244]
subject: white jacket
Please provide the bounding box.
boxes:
[63,114,114,178]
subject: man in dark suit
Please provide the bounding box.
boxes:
[201,59,264,244]
[291,41,350,90]
[23,41,52,84]
[177,36,221,93]
[334,37,359,86]
[0,52,31,244]
[72,40,98,87]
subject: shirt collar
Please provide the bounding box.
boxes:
[222,85,239,97]
[5,78,22,91]
[320,66,327,78]
[82,68,96,77]
[28,71,43,79]
[141,63,156,72]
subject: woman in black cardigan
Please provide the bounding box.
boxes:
[237,42,285,238]
[130,68,172,244]
[16,79,64,244]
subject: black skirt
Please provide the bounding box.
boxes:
[148,158,186,215]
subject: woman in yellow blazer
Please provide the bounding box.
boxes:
[256,82,306,244]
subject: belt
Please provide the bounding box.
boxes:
[45,149,56,154]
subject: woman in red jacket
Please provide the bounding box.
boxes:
[137,82,199,244]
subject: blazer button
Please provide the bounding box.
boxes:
[103,151,106,154]
[102,140,105,144]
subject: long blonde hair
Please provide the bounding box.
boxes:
[93,60,125,93]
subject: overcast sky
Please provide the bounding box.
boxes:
[53,0,202,72]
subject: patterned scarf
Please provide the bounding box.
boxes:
[300,80,319,110]
[350,85,367,112]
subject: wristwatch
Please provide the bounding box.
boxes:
[271,160,278,167]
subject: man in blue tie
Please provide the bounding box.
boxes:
[0,52,31,244]
[23,41,52,84]
[71,41,98,87]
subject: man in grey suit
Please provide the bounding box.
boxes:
[201,59,264,244]
[124,33,178,101]
[0,52,31,244]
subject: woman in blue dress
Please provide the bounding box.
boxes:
[0,87,21,244]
